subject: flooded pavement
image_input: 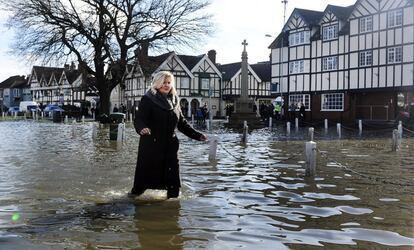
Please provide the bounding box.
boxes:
[0,120,413,249]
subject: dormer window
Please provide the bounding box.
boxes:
[360,16,373,33]
[289,31,310,46]
[322,25,338,41]
[388,9,403,27]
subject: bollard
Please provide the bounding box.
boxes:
[82,115,85,123]
[72,118,77,124]
[398,121,403,138]
[129,113,133,123]
[14,112,17,118]
[295,117,299,130]
[242,121,248,143]
[41,112,44,119]
[337,123,341,138]
[32,111,35,119]
[287,122,291,135]
[392,129,400,151]
[206,120,210,131]
[192,114,194,124]
[309,127,314,141]
[208,136,218,161]
[305,141,317,177]
[117,123,125,142]
[93,111,96,121]
[226,116,229,123]
[269,117,272,128]
[358,120,362,135]
[2,112,4,118]
[65,115,69,123]
[324,119,328,130]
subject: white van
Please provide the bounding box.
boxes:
[19,101,39,112]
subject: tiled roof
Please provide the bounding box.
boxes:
[33,66,64,84]
[177,54,204,70]
[294,8,324,26]
[0,75,27,89]
[326,5,354,22]
[250,62,271,82]
[140,52,173,76]
[64,69,81,83]
[218,62,241,81]
[268,31,289,49]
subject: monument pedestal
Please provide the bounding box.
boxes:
[226,99,264,129]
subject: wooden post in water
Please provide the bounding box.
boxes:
[117,123,125,142]
[309,127,314,141]
[358,120,362,135]
[295,117,299,130]
[209,136,218,161]
[398,121,403,138]
[82,115,85,123]
[324,119,328,130]
[242,121,248,143]
[305,141,317,176]
[392,129,400,151]
[287,122,291,135]
[337,123,341,138]
[269,117,272,128]
[64,115,68,123]
[41,112,44,119]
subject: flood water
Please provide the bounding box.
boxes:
[0,120,413,249]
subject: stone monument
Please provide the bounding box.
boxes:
[227,40,263,129]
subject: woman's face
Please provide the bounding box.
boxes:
[158,76,172,94]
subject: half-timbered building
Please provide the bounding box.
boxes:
[123,50,222,118]
[270,0,414,124]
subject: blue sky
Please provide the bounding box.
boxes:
[0,0,356,82]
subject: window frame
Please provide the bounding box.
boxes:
[387,47,403,63]
[289,31,310,46]
[359,50,373,66]
[360,16,373,33]
[288,94,311,111]
[322,56,338,71]
[289,60,305,74]
[322,24,338,41]
[388,9,403,28]
[321,93,344,111]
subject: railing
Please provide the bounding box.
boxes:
[356,105,389,120]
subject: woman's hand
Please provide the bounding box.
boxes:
[139,128,151,135]
[199,134,207,141]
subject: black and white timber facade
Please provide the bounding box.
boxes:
[270,0,414,123]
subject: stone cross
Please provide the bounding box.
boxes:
[242,39,248,52]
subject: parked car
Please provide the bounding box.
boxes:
[19,101,39,112]
[44,105,65,112]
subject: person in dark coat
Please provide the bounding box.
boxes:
[131,71,207,198]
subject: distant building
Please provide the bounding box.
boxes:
[0,75,31,110]
[28,63,98,107]
[269,0,414,123]
[123,50,222,117]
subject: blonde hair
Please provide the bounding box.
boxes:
[150,71,177,96]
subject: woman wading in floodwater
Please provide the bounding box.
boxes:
[131,71,207,198]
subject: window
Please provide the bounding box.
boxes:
[360,16,373,33]
[322,25,338,40]
[180,77,190,89]
[200,78,210,90]
[388,9,403,27]
[359,51,373,66]
[322,56,338,71]
[321,93,344,111]
[288,94,310,111]
[289,31,310,46]
[289,60,305,74]
[388,47,403,63]
[12,89,21,97]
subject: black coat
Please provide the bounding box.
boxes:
[132,91,203,193]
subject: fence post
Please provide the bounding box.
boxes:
[242,121,248,143]
[295,117,299,130]
[287,122,291,135]
[209,136,218,161]
[309,127,314,141]
[392,129,400,151]
[337,123,341,138]
[305,141,317,176]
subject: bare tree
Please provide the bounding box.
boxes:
[1,0,213,115]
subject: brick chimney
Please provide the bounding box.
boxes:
[208,50,216,64]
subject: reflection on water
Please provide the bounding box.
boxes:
[0,120,413,249]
